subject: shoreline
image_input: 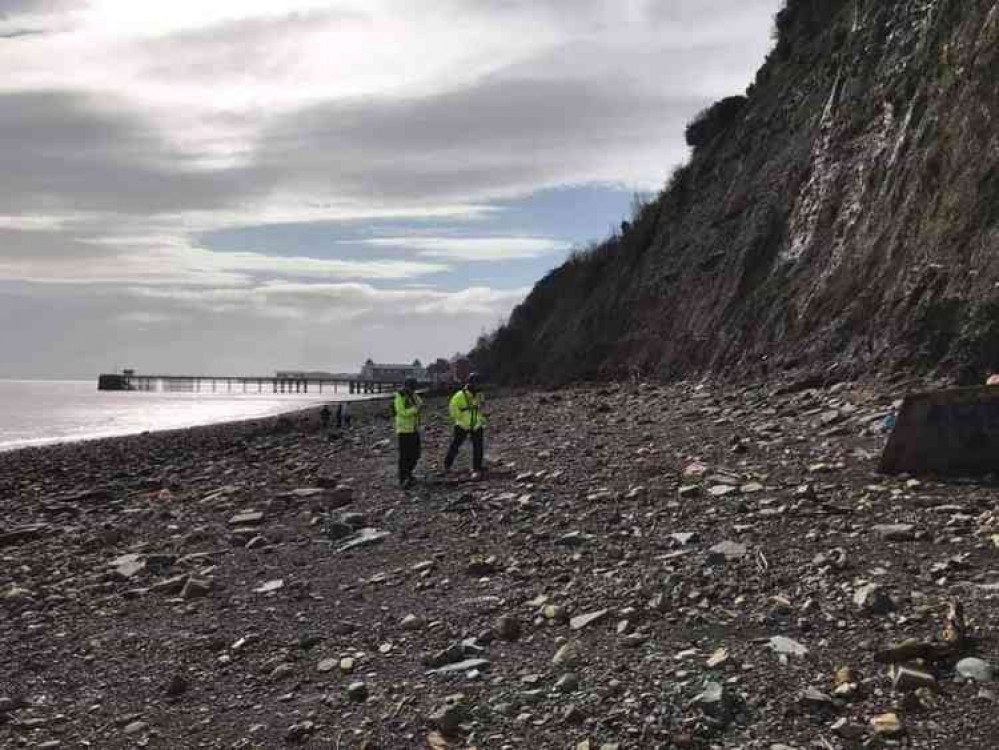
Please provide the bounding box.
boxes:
[0,391,392,457]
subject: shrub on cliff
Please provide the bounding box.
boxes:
[685,96,747,149]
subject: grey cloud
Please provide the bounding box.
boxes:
[0,0,81,16]
[0,90,271,214]
[259,72,702,203]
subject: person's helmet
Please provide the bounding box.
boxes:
[404,377,417,391]
[466,372,480,388]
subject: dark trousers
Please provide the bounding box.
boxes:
[444,427,484,472]
[398,432,421,483]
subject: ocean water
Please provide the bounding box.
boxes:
[0,379,354,452]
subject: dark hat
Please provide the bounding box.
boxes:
[404,377,417,390]
[466,372,480,387]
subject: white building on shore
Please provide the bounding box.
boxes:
[360,359,426,382]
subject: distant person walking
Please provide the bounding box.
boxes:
[443,373,487,478]
[394,378,423,489]
[319,404,331,437]
[335,403,344,429]
[343,402,352,428]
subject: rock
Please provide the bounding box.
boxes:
[562,703,585,724]
[570,609,608,631]
[180,577,212,600]
[336,528,390,553]
[465,555,499,576]
[328,484,354,507]
[427,700,468,737]
[339,657,356,674]
[285,720,316,743]
[427,658,491,675]
[957,657,994,683]
[494,614,521,641]
[254,579,284,594]
[346,681,369,702]
[317,658,338,673]
[541,604,568,623]
[165,674,188,697]
[269,663,294,681]
[707,540,747,563]
[706,648,728,669]
[122,720,149,736]
[831,717,865,739]
[892,664,937,692]
[228,510,264,525]
[245,535,268,550]
[694,681,732,722]
[768,636,808,658]
[555,531,593,547]
[556,673,579,692]
[110,553,146,580]
[870,712,904,737]
[872,523,915,541]
[799,687,834,709]
[553,642,579,667]
[401,614,425,631]
[671,532,700,545]
[708,484,738,497]
[854,583,894,614]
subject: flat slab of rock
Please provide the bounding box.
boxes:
[0,524,50,548]
[336,528,390,553]
[570,609,609,631]
[707,540,748,563]
[228,511,264,526]
[872,524,915,541]
[768,636,808,658]
[426,658,491,675]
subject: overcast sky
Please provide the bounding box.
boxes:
[0,0,782,378]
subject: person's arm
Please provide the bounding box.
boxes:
[449,392,464,423]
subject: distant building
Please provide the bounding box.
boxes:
[275,370,336,379]
[360,359,426,382]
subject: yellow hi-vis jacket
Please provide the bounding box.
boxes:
[394,391,423,434]
[449,388,486,431]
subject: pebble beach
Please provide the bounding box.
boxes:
[3,380,999,749]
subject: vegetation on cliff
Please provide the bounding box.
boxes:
[471,0,999,385]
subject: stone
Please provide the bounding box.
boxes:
[254,579,284,593]
[180,577,212,600]
[336,528,390,553]
[870,712,904,737]
[556,673,579,692]
[401,614,425,631]
[570,609,609,631]
[427,700,468,737]
[799,687,833,708]
[269,663,294,681]
[427,658,491,675]
[494,614,521,641]
[122,720,149,736]
[831,717,865,739]
[553,642,579,667]
[562,703,585,724]
[346,681,369,702]
[110,553,146,580]
[892,665,937,692]
[466,555,498,576]
[768,636,808,658]
[708,484,738,497]
[872,523,915,541]
[707,540,747,563]
[285,720,316,743]
[854,583,894,614]
[340,657,356,674]
[542,604,568,623]
[706,648,728,669]
[228,510,264,526]
[956,657,994,683]
[317,658,338,673]
[694,681,731,721]
[165,674,188,697]
[671,532,700,545]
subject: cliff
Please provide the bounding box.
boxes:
[471,0,999,385]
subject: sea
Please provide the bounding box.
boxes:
[0,379,357,453]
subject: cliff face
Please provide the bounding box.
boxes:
[472,0,999,385]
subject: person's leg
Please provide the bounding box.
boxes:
[397,434,408,484]
[444,426,467,471]
[471,429,484,473]
[412,432,422,478]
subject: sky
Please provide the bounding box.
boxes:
[0,0,783,378]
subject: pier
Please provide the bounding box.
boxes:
[97,371,415,395]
